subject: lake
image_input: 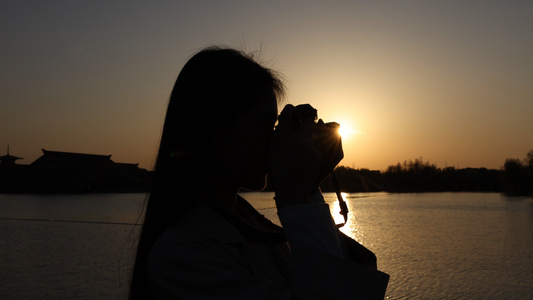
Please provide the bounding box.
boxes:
[0,192,532,299]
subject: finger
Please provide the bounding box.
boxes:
[298,118,316,140]
[275,104,294,133]
[325,121,340,129]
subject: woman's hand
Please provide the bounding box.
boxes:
[268,105,322,208]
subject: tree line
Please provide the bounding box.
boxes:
[500,150,533,196]
[317,150,533,197]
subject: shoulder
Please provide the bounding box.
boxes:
[148,206,248,269]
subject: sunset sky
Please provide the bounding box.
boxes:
[2,1,532,171]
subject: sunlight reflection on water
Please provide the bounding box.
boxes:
[243,192,533,300]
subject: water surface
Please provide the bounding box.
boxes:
[0,192,531,299]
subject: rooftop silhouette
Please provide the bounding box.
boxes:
[0,148,151,193]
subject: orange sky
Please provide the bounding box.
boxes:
[2,1,532,170]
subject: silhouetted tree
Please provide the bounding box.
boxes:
[382,158,500,193]
[322,158,510,195]
[501,150,533,196]
[527,150,533,168]
[383,158,441,192]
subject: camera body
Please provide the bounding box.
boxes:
[291,104,344,182]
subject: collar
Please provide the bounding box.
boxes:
[177,204,246,244]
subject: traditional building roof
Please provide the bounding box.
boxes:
[1,148,151,193]
[0,146,23,166]
[31,149,114,171]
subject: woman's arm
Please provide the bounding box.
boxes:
[277,194,389,299]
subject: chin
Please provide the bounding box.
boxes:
[240,174,268,192]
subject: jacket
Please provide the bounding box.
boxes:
[147,194,389,299]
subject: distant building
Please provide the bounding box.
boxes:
[0,149,151,193]
[0,146,23,169]
[1,147,28,192]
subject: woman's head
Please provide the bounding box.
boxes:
[154,47,284,200]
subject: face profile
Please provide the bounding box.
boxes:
[215,93,278,192]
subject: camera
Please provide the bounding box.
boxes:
[291,104,344,181]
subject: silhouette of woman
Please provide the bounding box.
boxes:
[129,47,389,299]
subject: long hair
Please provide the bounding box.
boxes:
[129,47,284,299]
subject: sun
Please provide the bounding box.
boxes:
[335,119,365,141]
[338,124,356,140]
